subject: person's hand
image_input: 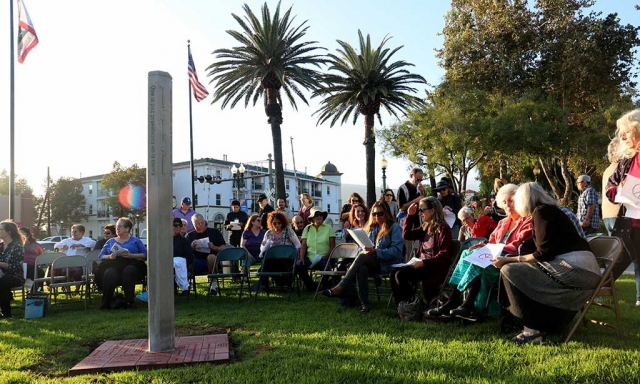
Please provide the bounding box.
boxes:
[443,206,452,212]
[418,184,425,195]
[468,242,485,251]
[296,257,305,265]
[411,260,424,269]
[191,241,198,249]
[364,246,376,254]
[581,221,589,228]
[491,256,510,269]
[408,203,418,216]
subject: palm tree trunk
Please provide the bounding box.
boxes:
[266,88,286,201]
[364,113,376,208]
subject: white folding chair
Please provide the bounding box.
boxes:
[313,243,359,300]
[48,255,89,310]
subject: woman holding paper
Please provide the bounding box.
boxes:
[391,196,452,306]
[494,182,600,343]
[428,184,532,318]
[321,201,403,313]
[606,108,640,281]
[241,214,266,265]
[97,217,147,310]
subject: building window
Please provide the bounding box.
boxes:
[326,186,330,195]
[286,180,290,189]
[89,204,93,215]
[327,204,331,213]
[216,194,221,206]
[88,185,93,194]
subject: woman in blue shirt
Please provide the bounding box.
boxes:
[322,201,403,313]
[97,217,147,309]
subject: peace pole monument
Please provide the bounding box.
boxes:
[147,71,175,352]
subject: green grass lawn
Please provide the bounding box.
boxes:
[1,276,639,384]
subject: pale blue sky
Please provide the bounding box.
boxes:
[1,0,638,196]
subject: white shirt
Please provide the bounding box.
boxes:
[54,237,97,256]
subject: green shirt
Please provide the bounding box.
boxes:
[301,223,335,257]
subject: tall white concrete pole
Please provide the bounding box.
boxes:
[147,71,175,352]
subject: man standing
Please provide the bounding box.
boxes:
[576,175,601,235]
[173,197,196,233]
[276,198,293,219]
[224,200,249,247]
[187,213,226,295]
[397,168,424,261]
[257,194,275,230]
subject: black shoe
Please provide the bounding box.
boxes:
[320,289,342,298]
[449,306,473,317]
[207,289,217,296]
[180,290,189,297]
[426,306,450,317]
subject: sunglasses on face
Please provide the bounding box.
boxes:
[419,207,432,213]
[173,223,183,227]
[351,199,360,203]
[372,211,385,217]
[384,194,393,197]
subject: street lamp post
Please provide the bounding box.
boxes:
[381,157,388,192]
[533,165,541,182]
[231,164,246,201]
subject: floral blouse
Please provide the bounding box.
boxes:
[0,241,25,281]
[263,227,301,250]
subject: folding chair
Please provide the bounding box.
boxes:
[33,252,66,292]
[313,243,359,300]
[255,245,299,301]
[83,249,101,297]
[565,236,624,342]
[207,248,249,302]
[48,255,89,310]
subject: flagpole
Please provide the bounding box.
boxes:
[9,0,16,220]
[188,40,196,208]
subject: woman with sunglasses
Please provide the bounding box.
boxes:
[241,214,266,266]
[170,217,193,297]
[255,211,301,292]
[391,197,453,307]
[0,221,24,318]
[322,201,403,313]
[381,189,399,221]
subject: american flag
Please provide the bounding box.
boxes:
[188,47,209,102]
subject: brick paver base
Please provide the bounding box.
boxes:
[69,334,229,376]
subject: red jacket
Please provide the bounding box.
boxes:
[489,216,533,255]
[472,215,497,239]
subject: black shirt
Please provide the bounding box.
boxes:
[259,204,275,230]
[187,228,226,260]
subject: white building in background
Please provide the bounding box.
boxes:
[78,157,343,240]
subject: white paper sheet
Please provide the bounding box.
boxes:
[615,175,640,219]
[194,238,210,253]
[444,209,456,228]
[347,228,374,249]
[464,243,505,269]
[391,257,421,268]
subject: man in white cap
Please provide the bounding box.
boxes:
[576,174,600,235]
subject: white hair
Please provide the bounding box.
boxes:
[458,206,474,221]
[495,184,519,209]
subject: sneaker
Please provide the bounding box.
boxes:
[136,291,148,302]
[636,301,640,307]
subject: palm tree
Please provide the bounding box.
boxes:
[314,31,426,208]
[206,1,325,201]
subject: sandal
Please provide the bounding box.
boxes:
[510,332,543,344]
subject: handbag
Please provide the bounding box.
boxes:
[397,295,423,321]
[610,205,635,280]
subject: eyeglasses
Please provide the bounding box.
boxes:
[272,222,282,226]
[372,211,385,217]
[103,232,112,235]
[384,194,393,197]
[419,207,432,213]
[351,199,360,203]
[294,221,303,225]
[173,223,183,227]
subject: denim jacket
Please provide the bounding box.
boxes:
[368,223,403,273]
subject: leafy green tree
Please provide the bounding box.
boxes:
[437,0,639,200]
[206,1,326,201]
[313,31,426,207]
[50,177,87,230]
[0,170,33,195]
[380,85,487,193]
[101,162,147,226]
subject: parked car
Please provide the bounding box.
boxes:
[37,241,57,252]
[41,235,69,243]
